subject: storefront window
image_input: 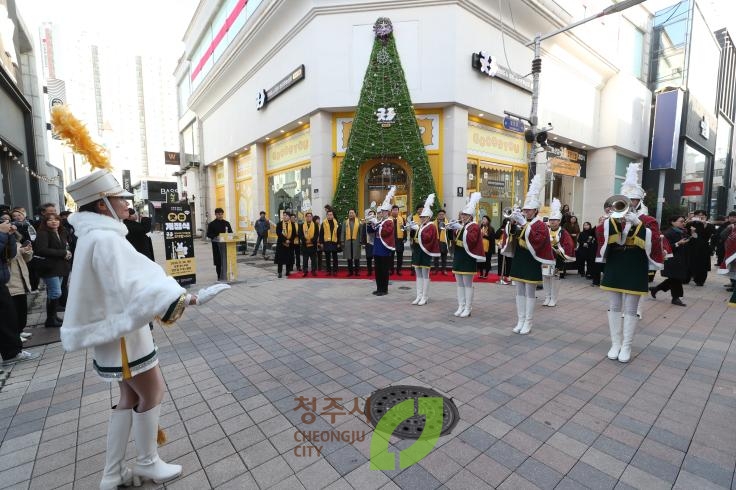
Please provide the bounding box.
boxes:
[614,154,635,194]
[467,158,526,228]
[269,166,311,221]
[466,160,477,192]
[681,143,707,210]
[711,117,732,218]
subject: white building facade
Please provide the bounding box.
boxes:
[176,0,654,237]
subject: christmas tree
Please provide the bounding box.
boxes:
[332,17,438,219]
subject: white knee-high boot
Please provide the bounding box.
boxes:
[542,276,551,306]
[618,315,637,363]
[418,277,430,305]
[460,287,473,317]
[519,297,535,334]
[607,310,623,360]
[132,405,182,484]
[454,287,465,316]
[99,408,134,490]
[412,276,423,305]
[512,296,526,333]
[548,278,560,307]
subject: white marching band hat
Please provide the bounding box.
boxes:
[549,197,562,220]
[380,186,397,211]
[66,170,133,207]
[522,174,543,210]
[420,194,435,218]
[621,162,645,200]
[461,192,482,216]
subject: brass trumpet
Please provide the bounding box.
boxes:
[604,194,631,219]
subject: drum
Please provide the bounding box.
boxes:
[542,264,556,277]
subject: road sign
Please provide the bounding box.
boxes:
[503,116,525,133]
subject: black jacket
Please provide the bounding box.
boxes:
[206,219,232,241]
[34,229,71,278]
[662,227,689,280]
[124,218,155,261]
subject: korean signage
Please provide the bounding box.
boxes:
[267,129,310,172]
[467,121,527,164]
[547,141,587,178]
[162,203,196,286]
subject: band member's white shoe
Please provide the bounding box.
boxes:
[454,287,465,316]
[607,310,622,360]
[418,280,430,306]
[132,405,182,484]
[548,279,560,307]
[542,277,551,306]
[460,288,473,317]
[618,315,637,363]
[519,297,535,334]
[99,408,134,490]
[513,296,526,333]
[412,277,423,305]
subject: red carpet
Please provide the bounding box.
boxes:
[287,270,499,283]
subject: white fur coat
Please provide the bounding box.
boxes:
[61,212,185,352]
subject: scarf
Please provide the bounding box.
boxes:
[302,222,315,242]
[323,219,338,243]
[345,218,360,240]
[283,221,293,240]
[393,215,405,239]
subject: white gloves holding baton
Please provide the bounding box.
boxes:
[187,283,231,306]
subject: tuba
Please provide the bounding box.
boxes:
[604,195,631,219]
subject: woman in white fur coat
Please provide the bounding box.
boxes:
[62,170,229,490]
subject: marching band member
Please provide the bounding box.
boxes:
[717,219,736,307]
[448,192,485,317]
[597,164,663,362]
[362,202,377,276]
[51,106,230,489]
[410,194,440,305]
[509,175,555,335]
[496,217,515,284]
[432,209,449,275]
[368,187,396,296]
[544,198,575,307]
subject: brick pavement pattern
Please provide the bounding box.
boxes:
[0,238,734,489]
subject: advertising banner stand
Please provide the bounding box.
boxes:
[162,203,197,287]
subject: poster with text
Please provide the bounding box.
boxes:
[162,203,196,286]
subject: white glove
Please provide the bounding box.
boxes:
[409,222,420,231]
[511,212,526,226]
[194,283,230,305]
[368,217,378,225]
[447,221,463,231]
[625,212,641,226]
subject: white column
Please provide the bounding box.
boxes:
[442,105,469,218]
[252,142,267,217]
[309,111,333,214]
[223,157,236,227]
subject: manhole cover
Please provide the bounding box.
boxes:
[367,385,459,439]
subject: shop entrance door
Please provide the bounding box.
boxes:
[362,160,411,216]
[476,162,525,229]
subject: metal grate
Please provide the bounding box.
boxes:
[367,385,459,439]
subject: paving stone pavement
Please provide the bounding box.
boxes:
[0,236,734,489]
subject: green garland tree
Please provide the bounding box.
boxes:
[332,17,438,219]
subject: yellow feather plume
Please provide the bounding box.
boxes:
[50,105,111,170]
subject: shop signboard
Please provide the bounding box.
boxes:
[547,141,587,178]
[162,203,196,286]
[467,122,527,164]
[503,116,525,133]
[122,170,132,193]
[267,130,310,171]
[681,181,704,196]
[145,180,179,203]
[256,65,305,110]
[164,151,180,166]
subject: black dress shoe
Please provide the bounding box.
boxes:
[303,272,308,277]
[372,290,380,295]
[376,291,387,296]
[671,298,686,306]
[649,287,658,299]
[278,273,282,278]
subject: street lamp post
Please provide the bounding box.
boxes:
[505,0,647,191]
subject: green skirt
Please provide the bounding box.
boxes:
[452,245,477,274]
[411,243,432,268]
[600,246,648,295]
[510,246,542,284]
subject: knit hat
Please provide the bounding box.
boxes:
[420,194,435,218]
[548,198,562,220]
[621,163,645,200]
[522,174,543,210]
[461,192,482,216]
